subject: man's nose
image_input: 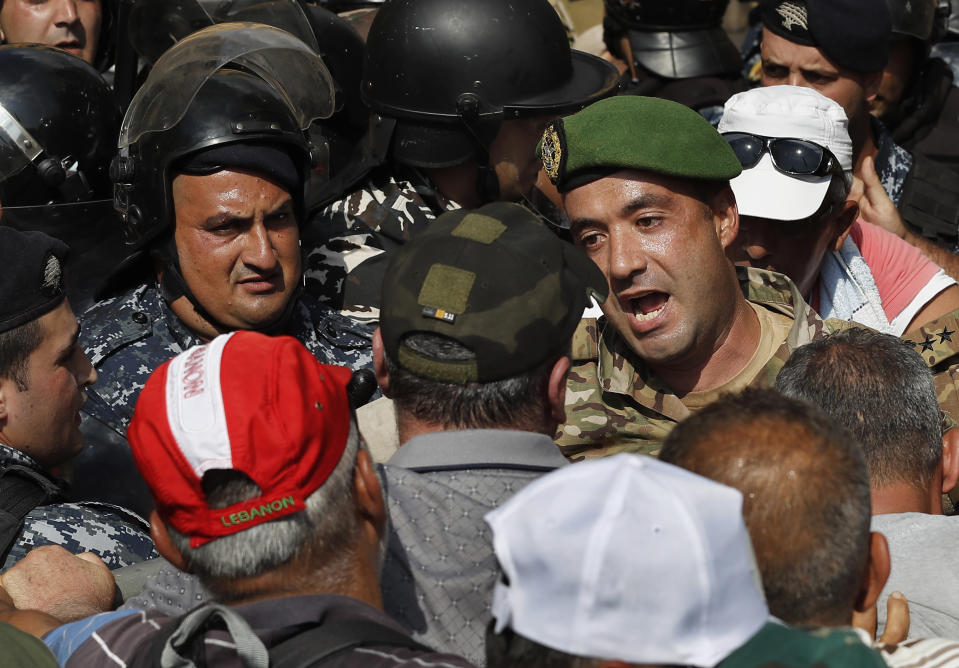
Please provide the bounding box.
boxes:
[55,0,80,25]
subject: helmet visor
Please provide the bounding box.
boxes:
[0,102,40,181]
[129,0,319,63]
[119,23,334,149]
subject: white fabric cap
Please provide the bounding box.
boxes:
[485,454,769,667]
[718,85,852,221]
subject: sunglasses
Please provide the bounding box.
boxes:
[722,132,839,178]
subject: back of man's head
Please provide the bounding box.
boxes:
[659,389,873,627]
[377,202,607,435]
[128,331,373,600]
[485,454,770,668]
[776,328,942,494]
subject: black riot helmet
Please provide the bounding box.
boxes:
[0,45,124,311]
[887,0,939,43]
[361,0,619,169]
[603,0,743,79]
[127,0,319,63]
[0,45,119,207]
[127,0,367,176]
[113,22,335,251]
[314,0,385,12]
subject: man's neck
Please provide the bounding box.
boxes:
[650,294,762,395]
[424,163,478,209]
[206,550,384,609]
[396,413,550,447]
[871,482,938,515]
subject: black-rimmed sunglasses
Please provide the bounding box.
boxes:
[722,132,839,178]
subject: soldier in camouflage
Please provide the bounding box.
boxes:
[542,95,850,459]
[0,227,156,571]
[73,26,375,515]
[302,0,618,319]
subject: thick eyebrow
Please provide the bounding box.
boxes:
[569,193,674,230]
[58,323,81,360]
[201,196,294,228]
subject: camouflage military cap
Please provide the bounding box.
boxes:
[542,95,742,193]
[380,202,608,384]
[0,227,67,333]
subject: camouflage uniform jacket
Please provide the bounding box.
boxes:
[556,267,844,460]
[302,168,459,319]
[72,281,374,515]
[0,444,157,571]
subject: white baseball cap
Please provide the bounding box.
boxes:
[485,454,769,667]
[718,85,853,221]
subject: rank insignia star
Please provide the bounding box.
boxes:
[938,327,955,343]
[919,336,936,352]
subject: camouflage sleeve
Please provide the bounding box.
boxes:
[901,309,959,423]
[4,503,158,571]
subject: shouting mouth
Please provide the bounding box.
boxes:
[621,291,670,333]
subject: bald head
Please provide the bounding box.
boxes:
[659,389,871,627]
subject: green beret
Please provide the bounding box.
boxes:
[542,95,742,193]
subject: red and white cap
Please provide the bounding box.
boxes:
[128,331,353,547]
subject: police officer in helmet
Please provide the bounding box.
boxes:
[74,24,375,515]
[302,0,619,318]
[0,45,124,312]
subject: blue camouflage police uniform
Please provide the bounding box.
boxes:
[0,444,157,571]
[73,281,375,515]
[873,116,913,207]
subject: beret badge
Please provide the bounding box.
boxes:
[541,121,566,185]
[40,254,63,298]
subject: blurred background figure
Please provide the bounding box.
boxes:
[602,0,748,120]
[0,45,125,312]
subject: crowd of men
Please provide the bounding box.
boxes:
[3,0,959,666]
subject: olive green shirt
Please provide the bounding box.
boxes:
[556,267,846,460]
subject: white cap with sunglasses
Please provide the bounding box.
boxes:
[718,85,853,222]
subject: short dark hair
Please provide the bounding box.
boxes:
[775,328,942,491]
[659,388,871,627]
[0,319,44,391]
[385,332,560,431]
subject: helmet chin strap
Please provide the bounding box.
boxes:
[458,115,502,204]
[154,236,301,338]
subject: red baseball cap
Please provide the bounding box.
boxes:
[128,331,353,547]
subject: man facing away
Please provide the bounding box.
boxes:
[777,328,959,640]
[0,331,476,667]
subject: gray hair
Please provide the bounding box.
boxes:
[168,421,361,585]
[776,327,943,491]
[386,332,560,431]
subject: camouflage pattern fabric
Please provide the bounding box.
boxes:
[80,281,375,437]
[873,116,914,207]
[72,281,374,512]
[556,267,847,460]
[302,168,459,320]
[902,309,959,427]
[0,444,157,571]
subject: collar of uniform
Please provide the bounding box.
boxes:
[595,266,818,421]
[0,442,48,475]
[385,429,568,472]
[155,283,205,351]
